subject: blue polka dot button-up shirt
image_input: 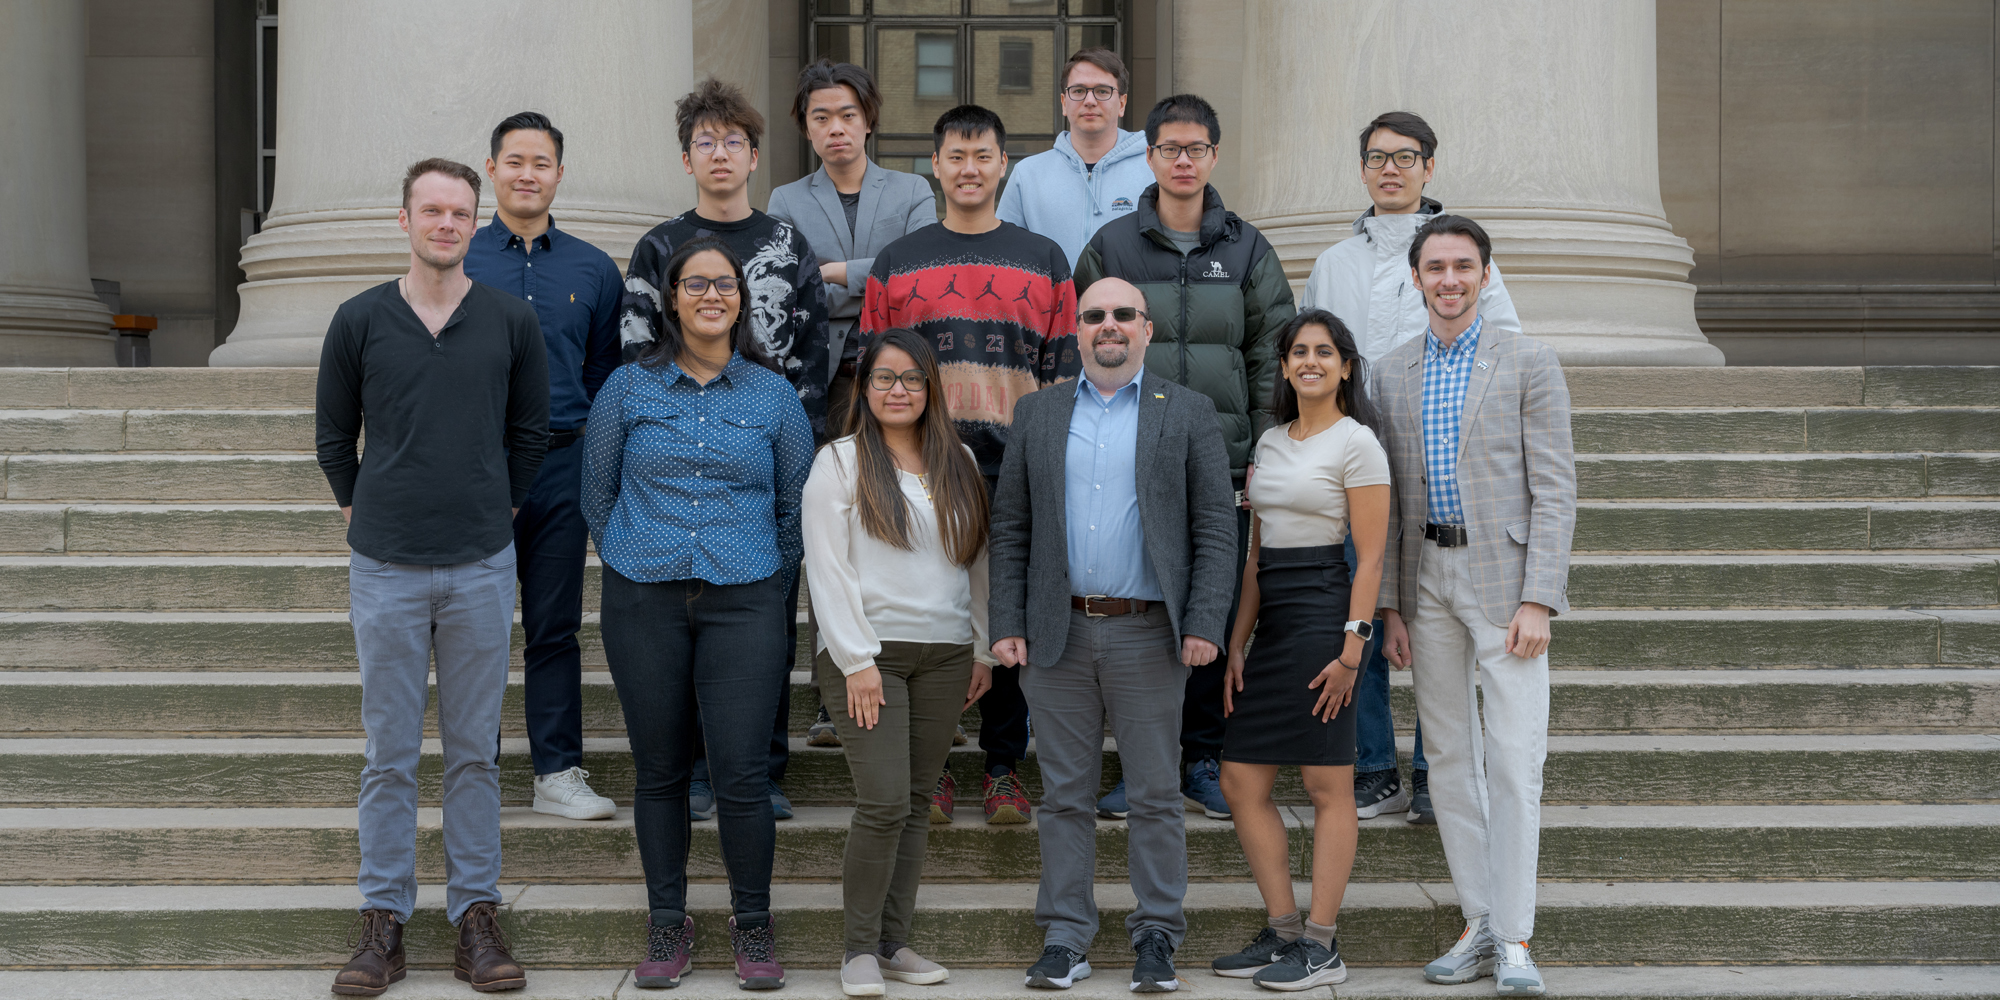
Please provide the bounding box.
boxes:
[580,354,814,585]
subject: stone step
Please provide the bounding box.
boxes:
[4,610,1995,671]
[1573,501,2000,552]
[2,804,1991,886]
[2,454,328,501]
[1562,366,1998,409]
[1575,453,1999,500]
[1572,408,2000,454]
[4,966,1998,1000]
[1,734,1992,808]
[8,553,1997,612]
[0,367,319,410]
[0,504,349,554]
[0,410,315,453]
[0,881,1992,968]
[4,668,1992,737]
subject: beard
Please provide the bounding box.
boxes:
[1090,334,1130,369]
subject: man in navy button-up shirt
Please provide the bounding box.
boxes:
[465,113,624,822]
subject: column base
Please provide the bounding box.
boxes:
[0,330,116,367]
[0,286,117,366]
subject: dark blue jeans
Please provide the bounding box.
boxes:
[600,566,789,917]
[1347,534,1426,774]
[691,564,795,784]
[512,440,588,776]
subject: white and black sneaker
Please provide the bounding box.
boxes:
[1130,930,1179,992]
[1210,927,1287,978]
[1025,945,1091,989]
[806,705,842,747]
[1407,768,1436,826]
[1354,768,1410,819]
[1252,937,1347,992]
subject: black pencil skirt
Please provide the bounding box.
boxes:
[1221,543,1359,767]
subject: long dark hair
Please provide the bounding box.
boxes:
[638,236,780,375]
[1272,308,1377,433]
[843,328,988,567]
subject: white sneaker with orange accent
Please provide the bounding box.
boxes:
[1493,940,1544,996]
[1421,916,1496,985]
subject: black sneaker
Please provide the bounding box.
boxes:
[1252,937,1347,992]
[806,705,841,747]
[1354,767,1410,819]
[1407,769,1435,825]
[1211,926,1286,979]
[1025,945,1091,990]
[1130,930,1179,992]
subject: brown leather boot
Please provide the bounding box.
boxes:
[454,900,526,992]
[332,908,406,996]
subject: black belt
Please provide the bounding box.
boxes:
[1072,595,1151,617]
[548,423,585,449]
[1424,523,1469,548]
[835,361,859,380]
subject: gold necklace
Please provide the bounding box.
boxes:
[915,472,933,503]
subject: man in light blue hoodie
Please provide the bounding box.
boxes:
[996,47,1153,268]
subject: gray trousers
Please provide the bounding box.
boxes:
[1021,606,1189,954]
[350,542,516,925]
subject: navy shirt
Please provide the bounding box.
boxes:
[464,214,622,431]
[579,354,814,585]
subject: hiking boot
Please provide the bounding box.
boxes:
[331,908,405,996]
[984,767,1031,824]
[729,912,785,990]
[635,910,693,989]
[453,900,526,992]
[1353,767,1409,819]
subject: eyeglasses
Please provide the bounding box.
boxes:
[1150,142,1213,161]
[867,368,928,391]
[693,136,750,156]
[1079,306,1148,325]
[1064,84,1120,103]
[1363,149,1425,170]
[675,276,739,296]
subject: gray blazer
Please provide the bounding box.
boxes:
[988,371,1239,667]
[766,160,937,369]
[1373,322,1576,628]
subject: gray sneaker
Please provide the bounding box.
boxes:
[1252,936,1346,992]
[878,946,949,985]
[1494,940,1544,996]
[840,952,885,997]
[1423,918,1497,985]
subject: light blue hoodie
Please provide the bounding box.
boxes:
[996,128,1152,268]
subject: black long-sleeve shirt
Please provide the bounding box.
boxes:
[315,279,550,565]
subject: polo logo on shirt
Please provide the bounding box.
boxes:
[1111,197,1134,210]
[1202,261,1229,279]
[570,293,576,303]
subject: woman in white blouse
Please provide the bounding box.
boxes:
[801,327,995,997]
[1211,309,1392,991]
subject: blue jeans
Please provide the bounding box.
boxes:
[1346,534,1426,774]
[513,440,588,775]
[350,542,516,925]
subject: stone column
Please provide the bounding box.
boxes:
[212,0,695,367]
[0,0,114,366]
[1234,0,1724,366]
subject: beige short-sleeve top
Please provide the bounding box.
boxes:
[1246,417,1392,548]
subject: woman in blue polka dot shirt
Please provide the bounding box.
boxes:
[580,235,814,988]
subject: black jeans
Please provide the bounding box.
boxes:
[512,440,588,775]
[691,564,796,784]
[600,566,788,918]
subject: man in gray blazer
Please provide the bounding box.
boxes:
[768,59,937,434]
[1373,215,1575,997]
[989,277,1237,993]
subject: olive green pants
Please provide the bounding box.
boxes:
[817,641,973,951]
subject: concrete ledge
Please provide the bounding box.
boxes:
[3,454,328,501]
[1577,454,1929,500]
[1862,367,2000,407]
[62,368,318,409]
[1549,610,1984,668]
[1566,368,1864,408]
[1568,554,2000,609]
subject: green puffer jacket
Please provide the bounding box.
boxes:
[1074,184,1296,479]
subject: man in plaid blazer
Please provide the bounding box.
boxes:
[1371,215,1575,997]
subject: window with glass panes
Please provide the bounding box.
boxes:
[809,1,1124,215]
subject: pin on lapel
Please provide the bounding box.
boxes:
[1476,360,1489,369]
[1153,393,1166,398]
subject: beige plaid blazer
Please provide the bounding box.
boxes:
[1371,323,1576,628]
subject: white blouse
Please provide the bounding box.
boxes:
[802,437,995,675]
[1247,417,1392,548]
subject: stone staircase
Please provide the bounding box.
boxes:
[0,365,1995,999]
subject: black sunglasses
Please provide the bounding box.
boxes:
[1079,306,1148,325]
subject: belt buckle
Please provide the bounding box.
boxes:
[1083,594,1111,618]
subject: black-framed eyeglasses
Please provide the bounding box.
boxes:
[1064,84,1120,103]
[692,136,749,156]
[675,275,739,296]
[1150,142,1213,161]
[1363,149,1425,170]
[1079,306,1148,325]
[867,368,928,392]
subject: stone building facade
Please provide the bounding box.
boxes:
[2,0,1994,368]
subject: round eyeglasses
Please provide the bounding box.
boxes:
[693,136,749,156]
[867,368,928,392]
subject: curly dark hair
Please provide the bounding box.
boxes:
[676,77,764,153]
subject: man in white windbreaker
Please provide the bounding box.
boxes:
[1298,110,1522,829]
[995,47,1153,268]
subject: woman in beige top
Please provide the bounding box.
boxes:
[1210,310,1392,990]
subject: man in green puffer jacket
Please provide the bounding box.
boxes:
[1072,93,1297,819]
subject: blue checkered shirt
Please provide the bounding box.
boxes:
[1421,316,1484,526]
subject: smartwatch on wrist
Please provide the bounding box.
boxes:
[1344,619,1373,642]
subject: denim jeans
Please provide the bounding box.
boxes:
[691,563,796,785]
[1346,534,1426,774]
[513,441,588,776]
[600,566,789,918]
[350,542,516,925]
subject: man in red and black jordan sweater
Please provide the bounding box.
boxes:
[860,104,1079,828]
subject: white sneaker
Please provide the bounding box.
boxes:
[532,766,616,820]
[1494,940,1544,996]
[1423,916,1497,985]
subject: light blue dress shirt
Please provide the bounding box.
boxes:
[1065,367,1163,600]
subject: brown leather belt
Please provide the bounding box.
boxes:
[1072,595,1151,617]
